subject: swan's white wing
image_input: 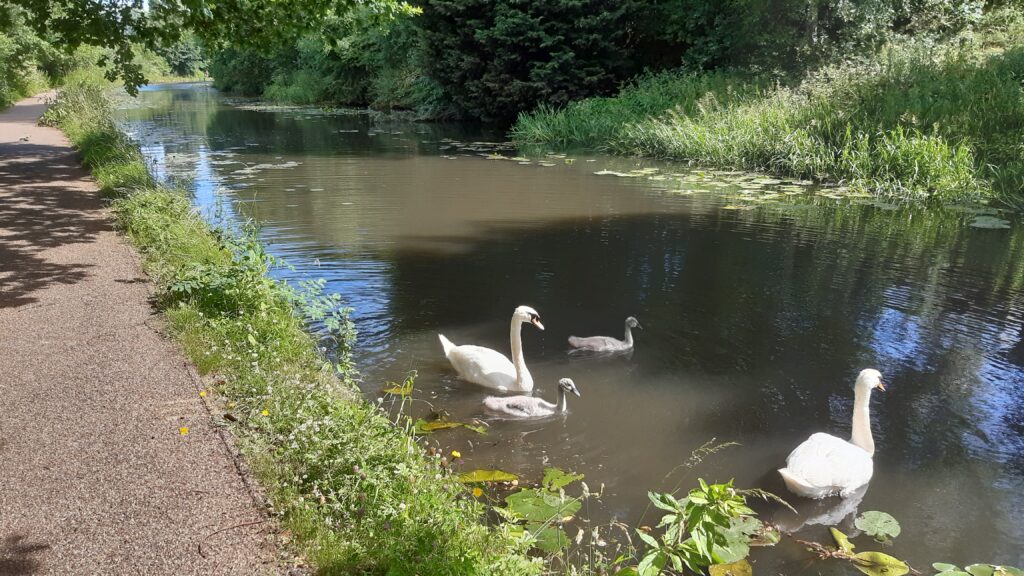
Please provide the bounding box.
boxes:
[783,433,873,498]
[448,345,516,390]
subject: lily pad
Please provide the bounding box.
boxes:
[967,565,995,576]
[830,527,856,553]
[855,511,901,541]
[458,469,518,483]
[709,559,753,576]
[542,467,584,492]
[996,567,1024,576]
[934,563,960,573]
[852,551,909,576]
[413,418,486,435]
[970,216,1011,229]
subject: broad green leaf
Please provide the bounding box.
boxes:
[542,467,584,491]
[505,488,581,522]
[852,551,909,576]
[934,564,960,573]
[637,551,668,576]
[710,559,753,576]
[995,567,1024,576]
[412,418,486,435]
[613,569,639,576]
[967,565,995,576]
[526,522,569,553]
[458,469,518,483]
[855,511,901,540]
[635,529,659,550]
[831,527,856,553]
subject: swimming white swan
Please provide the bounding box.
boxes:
[438,305,543,392]
[778,368,885,499]
[568,316,641,352]
[483,378,580,418]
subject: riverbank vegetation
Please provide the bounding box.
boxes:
[513,7,1024,204]
[42,73,537,575]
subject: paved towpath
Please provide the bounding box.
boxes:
[0,93,278,574]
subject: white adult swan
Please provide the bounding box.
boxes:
[778,368,886,499]
[438,305,544,392]
[483,378,580,418]
[568,316,642,352]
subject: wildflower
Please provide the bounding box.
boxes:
[261,409,269,416]
[472,487,483,498]
[450,450,461,459]
[178,427,189,435]
[199,390,207,398]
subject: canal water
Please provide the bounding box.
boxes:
[121,83,1024,570]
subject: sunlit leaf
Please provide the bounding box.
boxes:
[852,551,909,576]
[542,467,584,491]
[613,568,640,576]
[505,488,581,522]
[458,469,518,483]
[967,565,995,576]
[412,418,486,435]
[831,527,856,553]
[996,566,1024,576]
[710,559,753,576]
[855,511,901,541]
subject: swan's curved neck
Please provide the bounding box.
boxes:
[850,386,875,456]
[558,387,568,413]
[623,324,634,347]
[510,318,532,389]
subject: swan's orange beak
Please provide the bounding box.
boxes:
[877,380,886,392]
[531,318,545,330]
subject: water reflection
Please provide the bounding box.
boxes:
[120,84,1024,569]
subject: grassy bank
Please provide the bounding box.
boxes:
[43,73,536,576]
[512,10,1024,205]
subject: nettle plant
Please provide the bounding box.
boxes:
[625,479,782,576]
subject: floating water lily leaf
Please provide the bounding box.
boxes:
[382,381,413,395]
[527,522,570,553]
[830,527,855,553]
[855,511,901,541]
[934,563,960,573]
[971,216,1011,229]
[852,552,909,576]
[458,469,518,483]
[542,467,584,492]
[413,419,462,433]
[709,559,753,576]
[966,565,995,576]
[505,488,581,522]
[996,566,1024,576]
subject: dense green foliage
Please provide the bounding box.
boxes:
[43,74,537,576]
[514,9,1024,204]
[417,0,631,123]
[0,2,66,107]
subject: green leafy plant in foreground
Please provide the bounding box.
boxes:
[627,480,781,576]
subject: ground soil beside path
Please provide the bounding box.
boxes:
[0,93,280,574]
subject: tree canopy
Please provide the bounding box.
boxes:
[15,0,405,92]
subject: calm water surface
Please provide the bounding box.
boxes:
[121,83,1024,570]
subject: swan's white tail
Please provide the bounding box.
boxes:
[438,334,456,357]
[778,468,827,499]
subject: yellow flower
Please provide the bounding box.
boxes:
[450,450,461,459]
[178,427,189,435]
[261,409,269,416]
[472,487,483,498]
[226,401,235,408]
[199,390,207,398]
